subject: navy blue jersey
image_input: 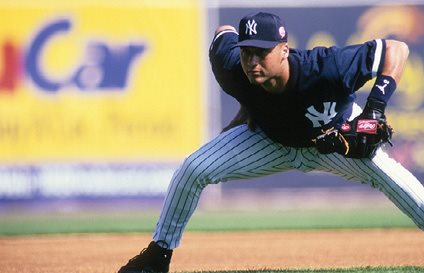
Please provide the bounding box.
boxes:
[209,30,386,147]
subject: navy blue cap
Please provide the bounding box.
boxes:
[235,12,288,48]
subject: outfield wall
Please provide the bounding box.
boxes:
[0,0,424,199]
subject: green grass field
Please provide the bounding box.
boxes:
[0,207,415,236]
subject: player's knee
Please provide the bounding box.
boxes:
[178,156,211,186]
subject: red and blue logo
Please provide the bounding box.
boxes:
[0,18,146,93]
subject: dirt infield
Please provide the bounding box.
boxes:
[0,229,423,273]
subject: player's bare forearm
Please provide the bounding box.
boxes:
[382,40,409,82]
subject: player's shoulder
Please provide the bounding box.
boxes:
[289,46,338,63]
[287,46,343,86]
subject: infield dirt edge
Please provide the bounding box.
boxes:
[0,229,422,273]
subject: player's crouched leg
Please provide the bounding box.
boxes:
[151,127,250,249]
[371,150,424,230]
[119,126,257,273]
[117,152,213,273]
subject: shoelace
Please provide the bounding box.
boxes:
[128,248,146,263]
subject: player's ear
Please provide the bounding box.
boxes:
[279,42,289,60]
[281,42,289,57]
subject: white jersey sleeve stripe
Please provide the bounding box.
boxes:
[212,29,238,44]
[371,39,383,78]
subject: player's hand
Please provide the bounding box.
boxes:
[341,114,393,159]
[358,98,393,146]
[345,98,393,158]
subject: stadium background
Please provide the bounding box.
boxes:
[0,0,424,212]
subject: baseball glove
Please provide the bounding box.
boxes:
[314,98,393,159]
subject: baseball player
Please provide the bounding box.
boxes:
[118,12,424,273]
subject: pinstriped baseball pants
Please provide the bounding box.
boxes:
[153,124,424,249]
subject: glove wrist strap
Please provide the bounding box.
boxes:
[365,97,386,114]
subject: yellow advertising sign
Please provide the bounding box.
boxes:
[0,1,204,163]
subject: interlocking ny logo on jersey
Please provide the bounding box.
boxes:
[245,20,257,35]
[305,102,337,128]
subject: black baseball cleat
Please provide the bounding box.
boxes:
[118,241,173,273]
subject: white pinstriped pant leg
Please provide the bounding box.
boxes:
[368,150,424,229]
[300,148,424,230]
[153,125,297,249]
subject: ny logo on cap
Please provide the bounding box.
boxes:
[245,19,257,35]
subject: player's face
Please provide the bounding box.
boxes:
[240,43,288,87]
